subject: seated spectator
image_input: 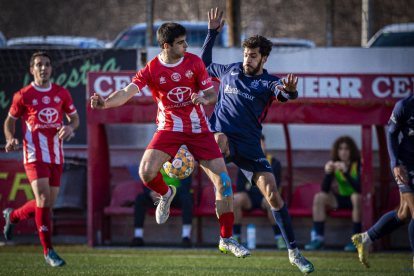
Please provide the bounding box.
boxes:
[128,165,193,248]
[233,134,287,249]
[304,136,361,251]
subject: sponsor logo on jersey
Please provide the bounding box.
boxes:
[54,96,61,103]
[38,108,59,123]
[202,78,211,86]
[185,70,194,79]
[32,99,38,105]
[224,85,255,101]
[250,80,259,89]
[160,76,166,84]
[42,96,51,104]
[390,112,397,124]
[39,225,49,232]
[171,73,181,82]
[231,72,238,75]
[254,158,268,163]
[167,87,191,103]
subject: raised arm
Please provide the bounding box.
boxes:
[191,88,217,106]
[274,74,299,102]
[201,7,225,68]
[90,83,138,110]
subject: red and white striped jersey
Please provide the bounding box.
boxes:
[8,82,77,164]
[131,52,214,133]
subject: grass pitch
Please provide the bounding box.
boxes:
[0,245,412,276]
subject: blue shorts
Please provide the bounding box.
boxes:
[246,192,264,211]
[223,132,273,182]
[395,158,414,194]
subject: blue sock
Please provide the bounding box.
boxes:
[272,225,281,237]
[272,203,297,249]
[367,211,403,241]
[353,222,362,234]
[233,224,241,237]
[314,221,324,237]
[409,219,414,256]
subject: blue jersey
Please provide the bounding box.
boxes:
[388,94,414,168]
[201,29,298,140]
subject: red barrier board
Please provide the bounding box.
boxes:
[0,160,38,235]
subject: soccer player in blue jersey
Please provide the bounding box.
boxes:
[352,95,414,269]
[200,8,314,274]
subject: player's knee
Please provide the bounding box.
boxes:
[139,164,157,183]
[219,172,232,197]
[36,194,51,207]
[313,192,328,206]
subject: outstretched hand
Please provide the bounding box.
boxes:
[276,74,299,93]
[208,7,225,32]
[90,93,105,110]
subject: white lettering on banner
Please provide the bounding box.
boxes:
[372,77,391,98]
[392,77,411,98]
[319,77,340,98]
[95,76,113,96]
[114,76,131,91]
[340,78,362,98]
[305,77,318,97]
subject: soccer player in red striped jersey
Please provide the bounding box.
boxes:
[3,52,79,267]
[91,22,250,257]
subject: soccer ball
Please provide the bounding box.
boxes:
[163,148,195,179]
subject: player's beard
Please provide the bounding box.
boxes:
[244,57,263,76]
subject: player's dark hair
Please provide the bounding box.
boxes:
[30,52,51,68]
[261,134,265,142]
[157,22,187,49]
[242,35,273,57]
[330,136,360,163]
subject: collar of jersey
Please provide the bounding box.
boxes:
[31,81,52,92]
[242,68,269,78]
[158,54,184,67]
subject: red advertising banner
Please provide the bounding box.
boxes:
[87,71,154,103]
[272,73,414,105]
[88,71,414,105]
[0,160,38,235]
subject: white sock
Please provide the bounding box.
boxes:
[275,235,282,240]
[288,248,299,257]
[362,232,372,243]
[162,187,172,198]
[134,228,143,238]
[182,224,192,238]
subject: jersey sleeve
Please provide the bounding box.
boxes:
[195,57,214,92]
[207,63,234,82]
[62,89,77,115]
[387,99,405,168]
[8,91,25,119]
[131,65,152,94]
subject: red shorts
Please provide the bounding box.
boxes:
[24,161,64,187]
[147,130,223,161]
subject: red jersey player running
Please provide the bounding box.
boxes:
[91,22,250,257]
[3,52,79,267]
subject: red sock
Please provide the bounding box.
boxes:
[218,212,234,238]
[10,200,37,223]
[35,207,53,256]
[143,171,169,196]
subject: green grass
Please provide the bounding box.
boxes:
[0,245,412,275]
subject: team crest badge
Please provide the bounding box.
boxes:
[32,99,38,105]
[54,96,61,103]
[185,70,194,79]
[159,76,166,84]
[42,96,51,104]
[171,73,181,82]
[249,80,259,89]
